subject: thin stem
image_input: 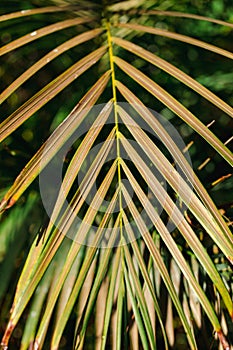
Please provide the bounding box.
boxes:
[106,21,123,238]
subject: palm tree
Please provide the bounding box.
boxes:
[0,1,232,349]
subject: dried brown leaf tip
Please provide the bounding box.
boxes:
[217,330,231,350]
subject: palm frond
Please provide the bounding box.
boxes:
[0,2,232,350]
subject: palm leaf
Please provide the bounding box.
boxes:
[145,10,233,28]
[114,56,233,165]
[117,23,233,59]
[0,2,232,350]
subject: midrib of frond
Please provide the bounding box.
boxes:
[106,21,124,240]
